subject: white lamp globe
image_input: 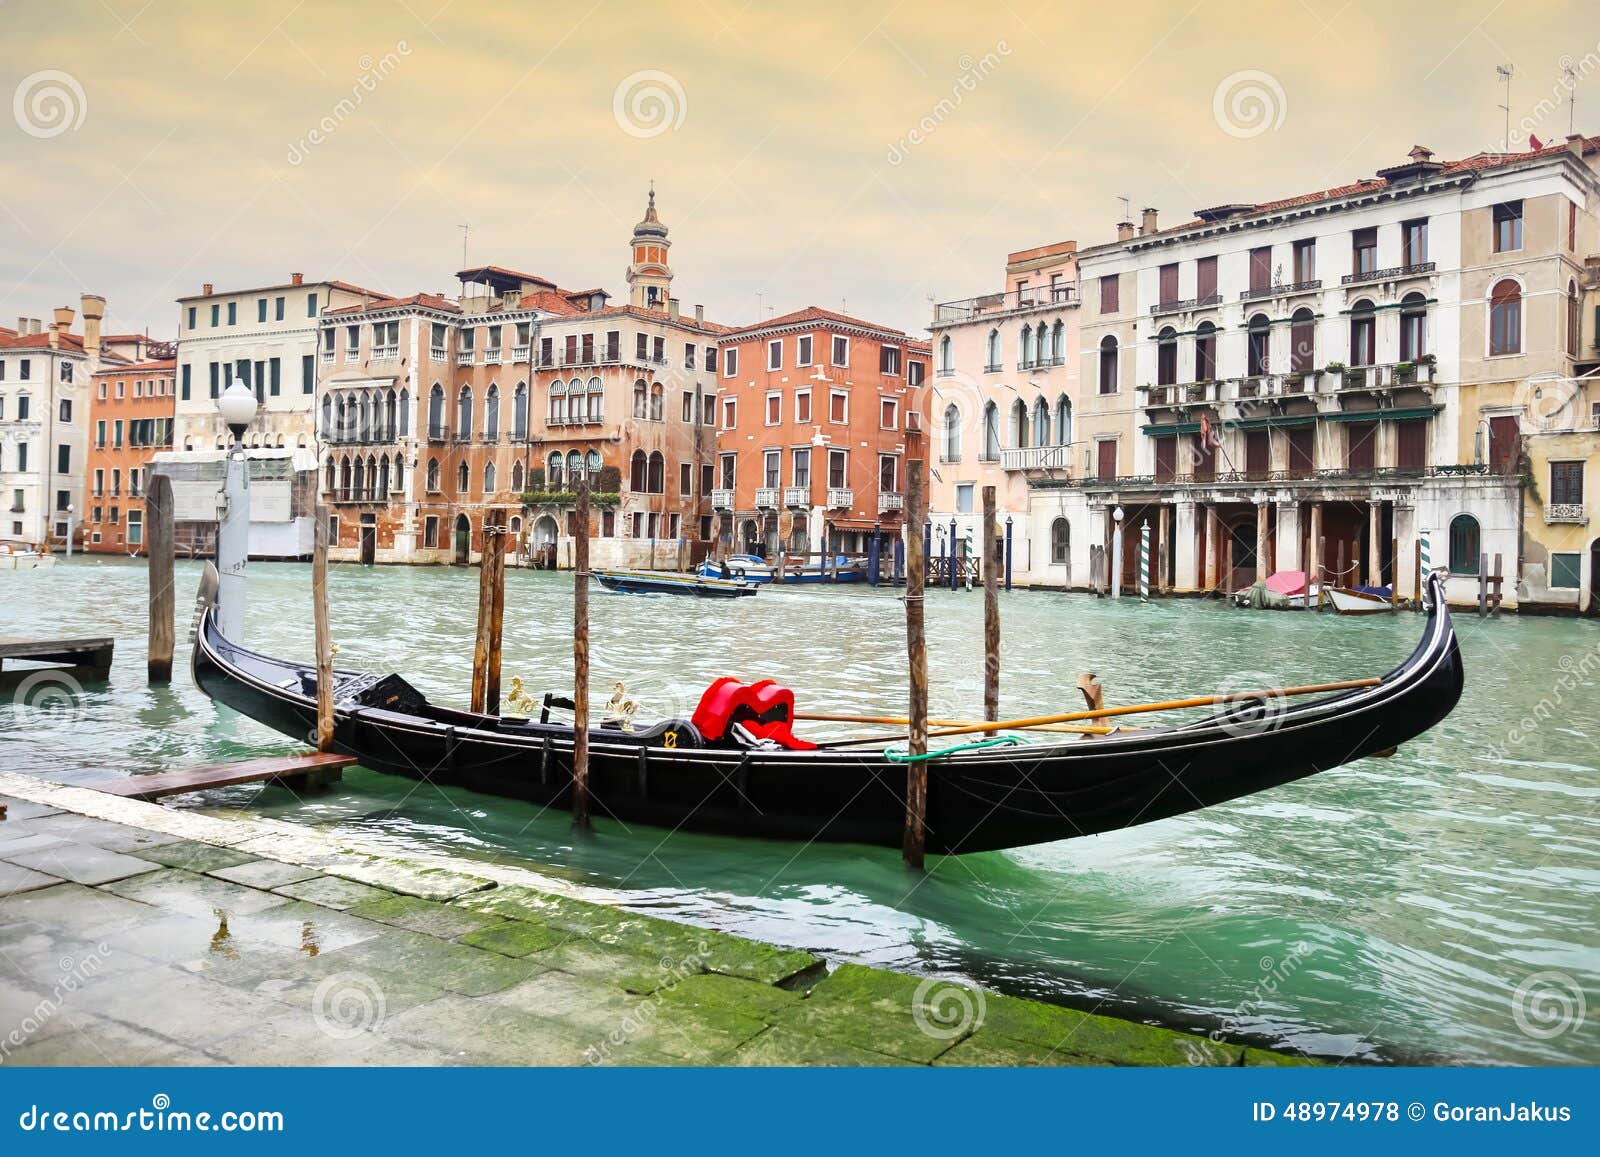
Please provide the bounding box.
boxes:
[218,382,257,437]
[1113,506,1125,522]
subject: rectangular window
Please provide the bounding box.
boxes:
[275,296,285,320]
[269,357,281,396]
[722,397,736,429]
[96,420,106,447]
[652,336,664,363]
[302,354,314,393]
[307,292,318,316]
[1196,255,1218,300]
[635,332,648,361]
[1402,219,1428,266]
[1550,552,1582,589]
[683,341,695,370]
[1396,419,1427,469]
[880,345,901,375]
[795,389,811,423]
[792,447,810,487]
[955,483,974,514]
[907,360,924,387]
[701,463,714,495]
[878,454,897,493]
[127,509,143,546]
[827,448,847,488]
[1158,262,1179,305]
[187,306,196,329]
[796,335,813,366]
[211,303,220,327]
[1249,246,1272,291]
[763,449,781,488]
[880,397,897,429]
[829,390,848,423]
[719,453,737,489]
[704,346,717,372]
[1550,460,1585,506]
[1292,239,1315,283]
[94,468,104,496]
[604,330,619,360]
[679,461,692,496]
[831,335,849,367]
[258,298,267,323]
[1346,421,1378,472]
[765,392,781,425]
[1352,228,1377,276]
[1569,201,1578,251]
[227,301,237,325]
[681,392,693,422]
[1493,201,1523,252]
[1099,274,1119,313]
[767,339,782,370]
[723,346,738,377]
[1096,439,1117,481]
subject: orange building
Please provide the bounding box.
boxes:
[713,308,929,559]
[84,359,176,553]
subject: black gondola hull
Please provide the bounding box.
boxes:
[191,575,1463,854]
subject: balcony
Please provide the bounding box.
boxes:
[1326,360,1437,393]
[483,348,503,365]
[344,349,360,364]
[511,345,530,362]
[430,346,447,361]
[1000,446,1075,472]
[878,492,904,514]
[983,363,1002,374]
[826,487,853,508]
[1240,279,1321,302]
[933,286,1077,325]
[1341,262,1436,286]
[783,486,809,508]
[319,350,335,365]
[755,487,780,509]
[1546,503,1587,525]
[427,424,448,442]
[456,351,476,366]
[1150,293,1222,317]
[371,345,399,361]
[711,488,734,511]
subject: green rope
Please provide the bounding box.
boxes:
[884,736,1026,763]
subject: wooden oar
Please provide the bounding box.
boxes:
[817,678,1382,748]
[796,711,1125,736]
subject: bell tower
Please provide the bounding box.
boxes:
[625,183,673,311]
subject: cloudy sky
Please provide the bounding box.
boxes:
[1,0,1593,339]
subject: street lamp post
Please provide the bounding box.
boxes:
[65,504,74,557]
[215,383,258,641]
[1111,506,1125,599]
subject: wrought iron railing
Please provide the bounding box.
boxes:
[1342,262,1435,286]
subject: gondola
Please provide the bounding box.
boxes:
[592,567,758,597]
[190,570,1463,855]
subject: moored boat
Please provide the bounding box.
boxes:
[1328,585,1396,615]
[697,554,867,585]
[0,543,56,571]
[593,567,758,598]
[191,568,1464,855]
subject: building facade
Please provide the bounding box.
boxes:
[0,296,112,548]
[84,359,176,553]
[713,307,929,560]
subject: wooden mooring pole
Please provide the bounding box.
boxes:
[572,480,592,828]
[903,460,929,870]
[470,509,507,714]
[146,473,175,683]
[982,485,999,736]
[312,503,334,751]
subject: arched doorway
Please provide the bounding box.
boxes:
[453,514,471,564]
[1588,537,1600,616]
[532,515,559,546]
[738,518,760,557]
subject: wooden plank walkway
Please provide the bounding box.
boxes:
[93,752,355,801]
[0,636,114,673]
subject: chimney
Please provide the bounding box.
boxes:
[80,293,105,362]
[1116,220,1136,242]
[16,316,25,335]
[30,318,42,335]
[291,272,304,286]
[694,304,704,326]
[668,297,680,322]
[1140,207,1159,236]
[202,282,213,296]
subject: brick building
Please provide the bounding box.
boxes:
[84,359,176,553]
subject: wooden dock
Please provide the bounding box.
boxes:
[0,636,114,675]
[93,752,355,801]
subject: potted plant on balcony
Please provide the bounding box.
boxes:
[1393,361,1416,383]
[1185,382,1208,403]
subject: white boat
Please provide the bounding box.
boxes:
[1327,586,1396,616]
[0,545,55,570]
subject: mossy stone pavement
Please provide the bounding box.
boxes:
[0,781,1313,1067]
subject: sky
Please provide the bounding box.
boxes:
[1,0,1596,340]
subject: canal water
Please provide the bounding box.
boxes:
[2,556,1596,1064]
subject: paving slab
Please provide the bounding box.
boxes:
[457,919,567,958]
[207,859,323,890]
[7,843,162,887]
[0,882,155,937]
[731,1025,916,1067]
[0,830,70,857]
[0,861,65,896]
[933,1030,1113,1066]
[21,812,181,854]
[269,875,394,910]
[347,894,506,940]
[324,928,542,997]
[127,840,260,873]
[66,963,304,1050]
[204,1012,472,1066]
[382,993,593,1065]
[0,796,63,822]
[100,868,293,918]
[0,1007,212,1067]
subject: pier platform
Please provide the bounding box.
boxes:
[0,772,1312,1067]
[0,636,114,675]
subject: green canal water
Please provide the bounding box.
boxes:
[2,556,1597,1064]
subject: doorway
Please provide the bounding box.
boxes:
[453,514,471,564]
[359,514,376,567]
[1588,537,1600,616]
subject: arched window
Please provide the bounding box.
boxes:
[392,453,404,494]
[352,456,364,498]
[629,449,647,492]
[1399,293,1428,362]
[511,460,525,492]
[1051,517,1070,564]
[339,455,352,500]
[398,389,410,436]
[456,461,469,492]
[982,401,1000,459]
[586,449,602,478]
[939,335,953,373]
[587,377,604,423]
[1349,299,1376,366]
[323,456,335,493]
[1288,309,1315,374]
[1055,396,1072,446]
[1247,313,1271,376]
[632,379,648,418]
[1157,326,1178,386]
[1098,335,1118,394]
[384,389,397,441]
[426,457,439,491]
[548,451,565,489]
[1050,319,1065,364]
[512,382,527,439]
[567,450,583,487]
[1448,514,1481,575]
[986,329,1001,370]
[1195,320,1218,381]
[1032,397,1050,447]
[1010,398,1029,449]
[1567,279,1582,355]
[649,382,664,421]
[549,379,567,424]
[1490,279,1522,356]
[320,395,333,439]
[647,450,665,493]
[483,461,496,492]
[1020,324,1034,368]
[357,394,370,442]
[484,383,500,440]
[428,384,444,437]
[456,385,473,437]
[942,403,961,462]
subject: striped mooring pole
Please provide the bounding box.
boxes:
[1139,521,1151,602]
[1419,529,1431,574]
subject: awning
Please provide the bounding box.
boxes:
[1142,413,1318,436]
[1321,406,1441,423]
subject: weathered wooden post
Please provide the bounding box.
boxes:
[572,480,592,828]
[1391,535,1400,606]
[982,486,999,736]
[469,510,507,713]
[1492,552,1504,617]
[903,460,930,871]
[1478,552,1489,618]
[146,473,175,683]
[312,503,334,751]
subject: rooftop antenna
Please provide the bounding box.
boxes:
[458,223,470,271]
[1117,194,1131,221]
[1496,65,1514,150]
[1565,61,1578,136]
[755,290,763,323]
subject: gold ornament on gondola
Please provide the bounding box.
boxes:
[604,680,637,730]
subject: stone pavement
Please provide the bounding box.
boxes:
[0,777,1312,1067]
